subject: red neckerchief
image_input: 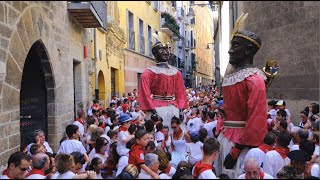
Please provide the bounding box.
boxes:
[119,125,128,132]
[193,161,213,179]
[259,170,265,179]
[26,168,45,177]
[173,128,183,139]
[274,146,290,159]
[103,114,108,119]
[163,164,171,174]
[76,118,84,125]
[258,144,274,153]
[2,169,13,179]
[91,104,98,108]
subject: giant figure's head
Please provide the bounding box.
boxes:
[151,42,170,62]
[228,30,261,66]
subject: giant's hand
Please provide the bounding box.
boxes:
[223,143,245,169]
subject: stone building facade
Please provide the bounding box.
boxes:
[236,1,319,122]
[0,1,93,165]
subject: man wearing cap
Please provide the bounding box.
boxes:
[214,13,268,179]
[138,42,187,128]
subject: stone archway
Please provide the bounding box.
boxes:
[98,70,106,106]
[20,40,55,146]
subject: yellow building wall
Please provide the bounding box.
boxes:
[118,1,161,50]
[194,3,214,84]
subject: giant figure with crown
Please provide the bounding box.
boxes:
[214,13,279,179]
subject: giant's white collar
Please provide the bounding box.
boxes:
[222,67,267,87]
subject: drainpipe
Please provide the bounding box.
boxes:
[94,28,99,100]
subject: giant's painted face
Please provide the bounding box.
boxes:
[228,36,249,65]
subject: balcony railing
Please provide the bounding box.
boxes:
[139,35,145,54]
[148,40,153,57]
[67,1,107,30]
[177,7,184,20]
[127,29,135,50]
[161,18,175,37]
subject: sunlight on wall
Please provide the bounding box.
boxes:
[220,1,230,77]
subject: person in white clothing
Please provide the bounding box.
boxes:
[25,153,50,179]
[243,131,277,169]
[116,113,135,157]
[186,108,202,133]
[56,125,89,163]
[0,152,30,179]
[27,129,53,154]
[237,158,274,179]
[203,111,218,138]
[263,131,291,178]
[186,131,203,165]
[138,153,170,179]
[276,100,291,120]
[192,137,220,179]
[73,109,86,140]
[52,153,96,179]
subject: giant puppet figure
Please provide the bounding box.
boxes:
[138,42,187,127]
[214,13,270,179]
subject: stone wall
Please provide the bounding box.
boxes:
[0,1,92,165]
[238,1,320,124]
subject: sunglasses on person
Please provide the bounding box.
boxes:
[18,166,28,171]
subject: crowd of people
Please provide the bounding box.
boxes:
[0,85,319,179]
[1,13,319,179]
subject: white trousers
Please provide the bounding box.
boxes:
[214,133,249,179]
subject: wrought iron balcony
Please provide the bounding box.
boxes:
[67,1,107,30]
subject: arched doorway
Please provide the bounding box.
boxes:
[20,40,54,146]
[98,71,106,107]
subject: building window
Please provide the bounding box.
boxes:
[127,10,135,50]
[137,73,142,88]
[111,68,116,97]
[153,1,159,11]
[147,25,152,57]
[139,18,145,54]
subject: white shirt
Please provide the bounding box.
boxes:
[237,172,274,179]
[187,117,202,133]
[155,131,165,147]
[51,171,75,179]
[263,150,290,178]
[244,147,267,168]
[116,156,129,177]
[116,130,130,156]
[311,163,320,178]
[268,109,277,120]
[314,145,319,156]
[57,139,87,155]
[192,168,218,179]
[25,173,46,179]
[0,175,9,179]
[187,142,203,165]
[203,120,217,137]
[289,144,299,151]
[27,141,53,154]
[73,121,85,137]
[138,169,170,179]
